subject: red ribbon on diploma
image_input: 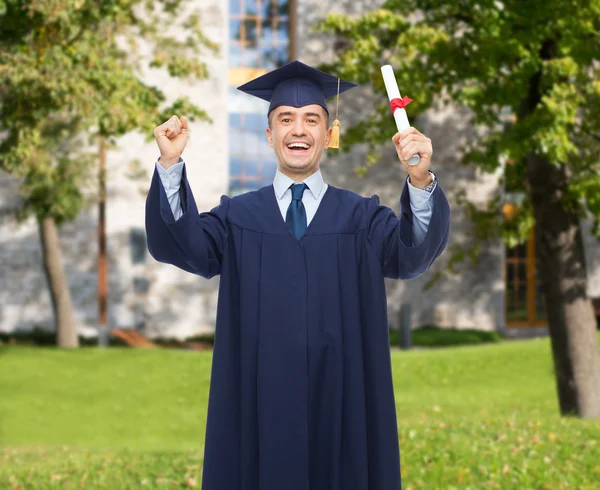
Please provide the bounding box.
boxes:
[390,96,413,113]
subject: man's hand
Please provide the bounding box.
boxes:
[392,127,433,188]
[154,115,189,169]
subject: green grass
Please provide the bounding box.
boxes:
[1,336,600,489]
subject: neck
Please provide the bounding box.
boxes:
[278,165,319,182]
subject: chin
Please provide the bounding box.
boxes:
[286,159,312,167]
[283,160,315,172]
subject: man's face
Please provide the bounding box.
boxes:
[266,104,331,176]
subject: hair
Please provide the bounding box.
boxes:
[268,106,330,129]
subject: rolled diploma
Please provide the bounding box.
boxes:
[381,65,420,166]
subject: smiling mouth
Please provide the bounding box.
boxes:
[286,142,311,152]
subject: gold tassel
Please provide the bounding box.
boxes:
[329,119,340,148]
[328,77,341,149]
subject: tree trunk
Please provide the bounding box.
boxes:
[37,214,79,348]
[519,38,600,418]
[526,153,600,418]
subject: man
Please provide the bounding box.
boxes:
[145,60,450,490]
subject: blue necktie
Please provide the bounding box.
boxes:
[286,183,307,239]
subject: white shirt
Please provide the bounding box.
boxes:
[156,159,436,246]
[272,166,328,226]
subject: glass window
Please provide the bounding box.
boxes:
[229,113,242,129]
[245,0,259,15]
[245,113,266,134]
[133,277,151,294]
[229,0,241,15]
[505,229,547,325]
[242,130,260,155]
[230,157,242,178]
[228,0,290,194]
[130,228,146,264]
[229,43,242,67]
[230,19,242,43]
[229,179,244,196]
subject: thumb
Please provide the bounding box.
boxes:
[181,116,188,133]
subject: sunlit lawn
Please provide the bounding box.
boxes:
[1,335,600,489]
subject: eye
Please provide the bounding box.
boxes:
[281,118,292,123]
[308,119,317,124]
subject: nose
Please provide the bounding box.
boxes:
[291,118,306,137]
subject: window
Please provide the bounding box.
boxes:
[502,146,546,327]
[504,225,547,326]
[130,228,147,265]
[228,0,291,195]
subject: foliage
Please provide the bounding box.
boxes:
[0,327,129,347]
[0,326,507,349]
[1,340,600,488]
[389,325,502,347]
[0,0,216,224]
[315,0,600,283]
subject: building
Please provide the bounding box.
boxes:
[1,0,599,339]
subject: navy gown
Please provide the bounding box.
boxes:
[145,164,451,490]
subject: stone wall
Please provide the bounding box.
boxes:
[0,0,227,339]
[296,0,600,332]
[296,0,505,331]
[2,0,599,338]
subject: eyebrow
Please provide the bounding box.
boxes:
[276,111,322,119]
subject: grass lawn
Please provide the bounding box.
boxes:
[1,336,600,489]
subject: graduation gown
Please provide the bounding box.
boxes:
[145,164,451,490]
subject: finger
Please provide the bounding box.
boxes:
[156,117,176,135]
[399,126,421,139]
[394,131,420,147]
[400,141,420,161]
[155,124,171,140]
[168,121,180,137]
[165,115,179,133]
[409,141,433,161]
[181,116,188,132]
[398,133,423,150]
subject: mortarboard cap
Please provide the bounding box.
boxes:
[237,60,357,116]
[237,60,358,148]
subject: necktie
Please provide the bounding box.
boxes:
[286,183,307,239]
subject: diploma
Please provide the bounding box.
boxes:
[380,65,420,166]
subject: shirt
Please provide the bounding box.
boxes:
[155,157,437,246]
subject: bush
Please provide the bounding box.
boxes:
[2,326,503,349]
[389,325,502,348]
[0,328,128,347]
[0,327,214,348]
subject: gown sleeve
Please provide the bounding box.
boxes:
[365,178,450,280]
[145,161,230,278]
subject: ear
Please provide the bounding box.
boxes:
[324,126,332,149]
[266,127,274,148]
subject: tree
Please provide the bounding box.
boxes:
[0,0,214,347]
[317,0,600,418]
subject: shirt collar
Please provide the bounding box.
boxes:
[273,168,326,201]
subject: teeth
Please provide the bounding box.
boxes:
[288,143,310,149]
